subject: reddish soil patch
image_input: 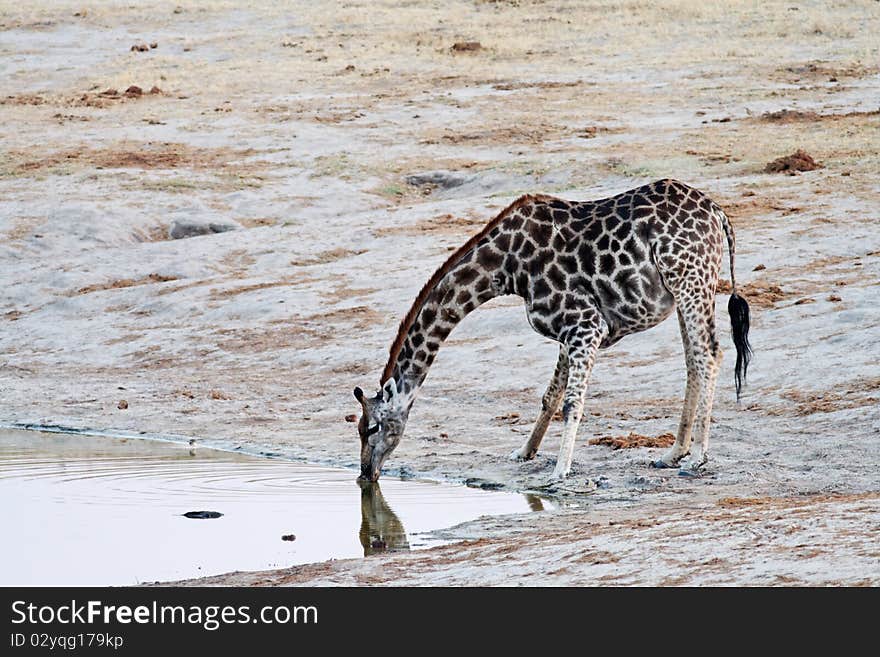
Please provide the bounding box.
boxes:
[375,212,487,237]
[717,279,790,308]
[13,143,257,172]
[75,273,177,296]
[779,381,880,416]
[764,149,823,174]
[588,432,675,450]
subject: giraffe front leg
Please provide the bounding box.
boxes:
[549,324,605,481]
[509,347,568,462]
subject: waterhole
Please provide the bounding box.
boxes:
[0,429,542,585]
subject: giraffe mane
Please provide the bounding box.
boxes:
[380,193,555,385]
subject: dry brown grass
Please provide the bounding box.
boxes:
[588,432,675,450]
[74,273,177,296]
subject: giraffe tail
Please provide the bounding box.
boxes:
[717,206,752,401]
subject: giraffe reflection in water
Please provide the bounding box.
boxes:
[357,479,410,556]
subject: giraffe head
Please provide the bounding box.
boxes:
[353,378,408,481]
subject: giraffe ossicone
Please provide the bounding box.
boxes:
[354,179,752,483]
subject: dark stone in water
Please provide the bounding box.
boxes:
[404,171,468,189]
[464,478,504,491]
[169,219,238,240]
[183,511,223,519]
[281,534,296,541]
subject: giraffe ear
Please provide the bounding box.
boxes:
[381,378,398,405]
[353,387,364,402]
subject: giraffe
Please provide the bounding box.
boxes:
[353,179,752,482]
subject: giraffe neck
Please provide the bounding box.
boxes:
[384,243,507,402]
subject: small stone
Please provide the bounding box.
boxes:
[344,414,357,423]
[281,534,296,541]
[753,263,766,271]
[117,399,128,410]
[131,43,149,52]
[451,41,482,52]
[124,85,143,97]
[183,511,223,519]
[827,294,842,302]
[149,42,158,49]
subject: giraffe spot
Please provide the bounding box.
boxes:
[532,248,554,273]
[533,278,552,299]
[551,232,568,251]
[456,289,472,305]
[571,203,592,220]
[526,219,553,247]
[511,232,524,251]
[454,266,479,285]
[503,253,519,276]
[600,253,616,276]
[495,232,511,252]
[505,214,524,231]
[430,324,450,339]
[596,234,610,250]
[476,247,503,269]
[578,246,596,276]
[614,222,631,241]
[558,254,578,272]
[597,278,620,304]
[633,205,654,219]
[520,239,536,259]
[547,264,566,290]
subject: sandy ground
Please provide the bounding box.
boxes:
[2,1,879,586]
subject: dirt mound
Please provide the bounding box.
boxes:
[716,279,790,308]
[588,432,675,450]
[764,149,823,174]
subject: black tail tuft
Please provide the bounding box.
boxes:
[728,293,752,401]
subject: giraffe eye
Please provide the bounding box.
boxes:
[366,423,380,437]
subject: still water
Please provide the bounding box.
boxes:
[0,430,540,585]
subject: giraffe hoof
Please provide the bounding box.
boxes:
[677,468,704,478]
[650,459,676,469]
[677,455,708,477]
[507,448,533,462]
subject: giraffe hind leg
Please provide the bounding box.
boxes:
[509,347,568,461]
[652,309,699,468]
[675,296,722,475]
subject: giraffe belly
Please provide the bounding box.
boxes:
[596,281,676,348]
